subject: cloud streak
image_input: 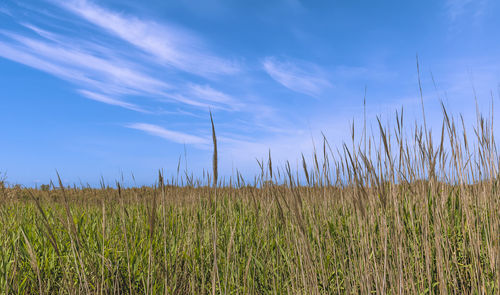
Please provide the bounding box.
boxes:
[78,90,149,113]
[0,29,172,112]
[126,123,209,145]
[56,0,240,78]
[1,29,170,92]
[263,57,332,97]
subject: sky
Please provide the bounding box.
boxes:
[0,0,499,186]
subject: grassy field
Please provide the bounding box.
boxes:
[1,106,499,294]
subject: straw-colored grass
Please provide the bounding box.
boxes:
[0,102,499,294]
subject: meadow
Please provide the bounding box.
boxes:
[1,104,499,294]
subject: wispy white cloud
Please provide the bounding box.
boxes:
[126,123,209,145]
[162,93,215,109]
[188,84,234,104]
[1,31,170,93]
[19,23,60,42]
[0,29,175,112]
[184,83,244,111]
[263,57,332,97]
[0,41,88,83]
[55,0,240,78]
[78,90,149,113]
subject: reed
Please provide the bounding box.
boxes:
[0,101,499,294]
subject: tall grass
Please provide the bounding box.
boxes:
[0,101,499,294]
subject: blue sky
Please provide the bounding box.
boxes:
[0,0,499,186]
